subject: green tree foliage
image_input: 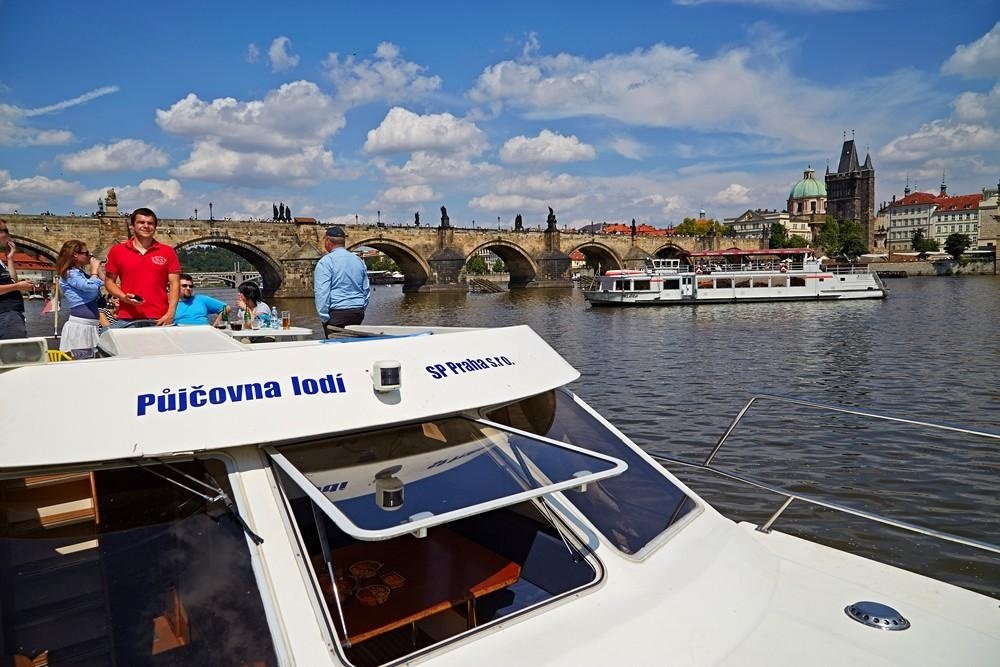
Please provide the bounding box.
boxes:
[911,229,939,257]
[176,245,247,272]
[838,220,868,259]
[816,216,840,254]
[768,222,790,248]
[365,255,400,272]
[466,255,488,275]
[675,217,726,236]
[492,258,506,273]
[787,234,810,248]
[944,233,972,260]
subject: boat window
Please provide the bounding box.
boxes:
[0,461,278,666]
[735,277,750,288]
[487,389,697,557]
[774,277,789,287]
[715,277,733,288]
[633,280,651,290]
[277,473,600,666]
[267,418,626,541]
[753,277,770,288]
[697,279,713,289]
[791,276,806,287]
[663,279,680,290]
[614,280,626,291]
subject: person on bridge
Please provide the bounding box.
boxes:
[0,219,31,340]
[314,226,369,336]
[104,208,181,325]
[174,273,227,326]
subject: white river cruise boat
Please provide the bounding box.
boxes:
[584,248,887,306]
[0,326,995,666]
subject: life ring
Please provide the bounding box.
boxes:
[779,264,788,273]
[695,266,704,274]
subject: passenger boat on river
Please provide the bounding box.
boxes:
[584,248,887,306]
[0,326,995,666]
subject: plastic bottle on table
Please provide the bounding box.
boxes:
[270,306,279,329]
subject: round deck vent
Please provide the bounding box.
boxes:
[845,601,910,631]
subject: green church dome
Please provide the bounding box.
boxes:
[789,167,827,200]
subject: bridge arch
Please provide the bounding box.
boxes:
[351,237,431,292]
[569,242,623,275]
[10,235,59,263]
[174,236,283,294]
[468,240,539,289]
[653,243,692,265]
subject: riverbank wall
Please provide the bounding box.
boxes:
[874,259,996,277]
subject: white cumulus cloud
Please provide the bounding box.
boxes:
[59,139,169,173]
[373,184,437,206]
[377,151,501,185]
[323,42,441,106]
[952,83,1000,123]
[171,139,335,187]
[500,130,595,165]
[880,120,999,163]
[942,22,1000,79]
[715,183,753,205]
[0,169,82,200]
[268,36,299,72]
[469,37,846,147]
[364,107,486,156]
[609,135,647,160]
[76,178,183,211]
[156,81,345,153]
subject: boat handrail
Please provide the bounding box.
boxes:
[651,394,1000,556]
[825,264,873,275]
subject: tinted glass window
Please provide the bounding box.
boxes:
[488,390,696,555]
[0,462,277,666]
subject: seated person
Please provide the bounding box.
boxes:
[236,281,269,322]
[174,274,227,326]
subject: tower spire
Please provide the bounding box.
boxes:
[940,169,947,196]
[904,174,911,196]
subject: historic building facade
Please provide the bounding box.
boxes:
[825,138,875,243]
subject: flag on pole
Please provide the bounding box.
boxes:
[41,292,59,314]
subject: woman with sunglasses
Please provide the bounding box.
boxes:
[55,239,103,356]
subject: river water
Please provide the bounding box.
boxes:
[24,276,1000,597]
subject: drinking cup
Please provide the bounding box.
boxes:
[281,311,290,330]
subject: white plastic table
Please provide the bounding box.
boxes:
[222,326,314,342]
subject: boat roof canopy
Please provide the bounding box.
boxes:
[0,326,580,468]
[688,247,815,257]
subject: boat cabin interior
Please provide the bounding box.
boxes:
[0,388,698,667]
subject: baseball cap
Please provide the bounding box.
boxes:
[325,226,346,238]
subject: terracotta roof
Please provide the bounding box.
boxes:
[1,252,54,271]
[890,191,981,210]
[933,194,980,212]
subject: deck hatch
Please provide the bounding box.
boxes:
[266,417,627,541]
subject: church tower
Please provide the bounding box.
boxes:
[825,136,875,244]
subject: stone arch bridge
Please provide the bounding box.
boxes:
[5,213,763,296]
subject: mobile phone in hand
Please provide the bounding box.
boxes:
[131,294,144,303]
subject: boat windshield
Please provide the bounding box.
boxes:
[0,460,278,665]
[487,389,698,557]
[268,417,627,541]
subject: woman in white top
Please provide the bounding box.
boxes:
[236,281,270,322]
[55,239,103,356]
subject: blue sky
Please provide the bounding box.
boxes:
[1,0,997,228]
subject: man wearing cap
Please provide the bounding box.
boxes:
[314,226,369,335]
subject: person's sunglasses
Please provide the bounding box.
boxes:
[180,284,194,288]
[75,250,92,256]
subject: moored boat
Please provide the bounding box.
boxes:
[584,248,887,306]
[0,326,994,666]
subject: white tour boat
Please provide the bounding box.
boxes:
[584,248,887,306]
[0,326,996,666]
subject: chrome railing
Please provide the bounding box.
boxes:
[652,394,1000,555]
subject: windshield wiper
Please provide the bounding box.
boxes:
[132,458,264,545]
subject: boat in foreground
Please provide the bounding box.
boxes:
[0,326,995,666]
[584,248,887,306]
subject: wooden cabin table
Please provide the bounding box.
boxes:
[322,528,521,645]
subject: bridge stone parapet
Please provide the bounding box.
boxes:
[4,213,764,296]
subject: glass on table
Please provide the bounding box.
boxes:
[281,311,291,330]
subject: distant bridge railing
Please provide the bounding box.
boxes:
[189,271,262,287]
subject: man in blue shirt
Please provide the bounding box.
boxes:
[174,273,227,326]
[314,226,369,336]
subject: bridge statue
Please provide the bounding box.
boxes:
[514,213,523,231]
[631,218,637,240]
[414,211,420,227]
[273,203,279,220]
[440,206,450,228]
[105,188,117,207]
[546,207,557,231]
